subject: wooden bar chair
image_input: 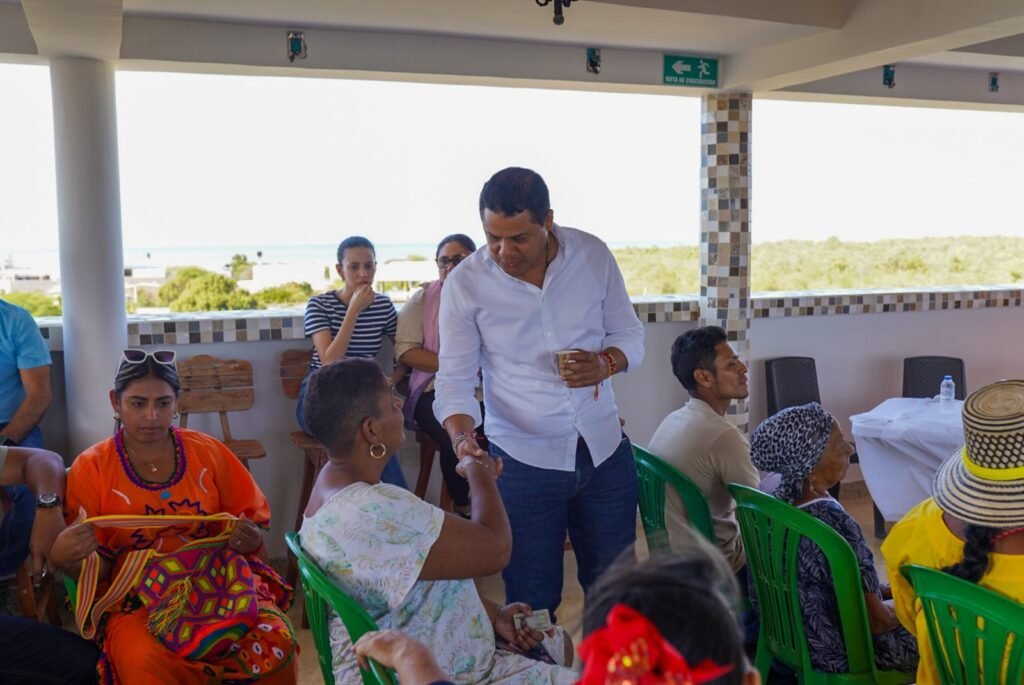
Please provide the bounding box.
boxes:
[414,432,452,512]
[279,348,329,615]
[176,355,266,470]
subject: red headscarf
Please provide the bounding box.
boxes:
[577,604,734,685]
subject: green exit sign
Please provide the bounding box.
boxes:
[663,55,719,88]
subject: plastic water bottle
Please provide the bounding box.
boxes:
[940,375,955,406]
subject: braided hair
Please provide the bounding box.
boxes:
[942,524,999,583]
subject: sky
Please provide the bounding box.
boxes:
[4,62,1024,255]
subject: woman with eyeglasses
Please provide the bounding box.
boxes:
[299,235,407,487]
[49,350,298,684]
[395,234,479,514]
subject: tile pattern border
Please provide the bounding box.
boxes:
[750,286,1024,319]
[33,286,1024,352]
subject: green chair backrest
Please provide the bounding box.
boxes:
[727,483,911,685]
[902,564,1024,685]
[633,444,716,553]
[284,532,395,685]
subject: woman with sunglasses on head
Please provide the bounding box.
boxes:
[396,234,479,514]
[299,235,406,487]
[49,350,298,684]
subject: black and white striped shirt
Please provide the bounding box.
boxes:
[304,291,398,369]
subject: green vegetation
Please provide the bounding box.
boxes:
[155,268,315,312]
[254,281,313,306]
[613,245,700,296]
[19,236,1024,317]
[228,253,253,280]
[612,236,1024,296]
[1,291,61,316]
[159,267,258,312]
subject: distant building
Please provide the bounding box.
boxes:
[237,260,333,294]
[0,267,54,295]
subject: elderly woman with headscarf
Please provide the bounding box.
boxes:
[749,402,918,676]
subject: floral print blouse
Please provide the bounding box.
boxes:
[299,482,573,685]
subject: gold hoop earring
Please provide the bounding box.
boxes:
[369,443,388,460]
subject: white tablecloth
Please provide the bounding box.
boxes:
[850,397,964,522]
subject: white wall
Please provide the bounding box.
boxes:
[611,320,694,445]
[747,306,1024,435]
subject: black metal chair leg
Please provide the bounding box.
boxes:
[873,503,887,539]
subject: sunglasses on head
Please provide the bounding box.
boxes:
[436,254,469,269]
[122,349,176,366]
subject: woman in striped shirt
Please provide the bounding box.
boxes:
[297,235,407,488]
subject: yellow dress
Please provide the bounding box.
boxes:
[881,498,1024,685]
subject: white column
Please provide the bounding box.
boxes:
[50,57,126,455]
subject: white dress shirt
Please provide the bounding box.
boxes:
[434,225,644,471]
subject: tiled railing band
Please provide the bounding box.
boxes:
[750,286,1024,319]
[33,286,1024,351]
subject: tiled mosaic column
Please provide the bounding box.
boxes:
[700,93,751,430]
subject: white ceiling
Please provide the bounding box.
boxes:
[8,0,1024,109]
[123,0,827,54]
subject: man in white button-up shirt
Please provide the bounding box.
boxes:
[434,167,644,618]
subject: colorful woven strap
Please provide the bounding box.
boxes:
[74,514,239,639]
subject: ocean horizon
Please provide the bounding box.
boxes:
[3,240,689,275]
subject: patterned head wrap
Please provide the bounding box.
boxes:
[750,402,835,504]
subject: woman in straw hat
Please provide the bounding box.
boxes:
[883,380,1024,685]
[749,403,918,676]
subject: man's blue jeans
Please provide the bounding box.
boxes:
[0,425,42,578]
[295,374,407,489]
[492,433,638,619]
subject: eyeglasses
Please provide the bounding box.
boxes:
[122,349,176,366]
[436,254,470,269]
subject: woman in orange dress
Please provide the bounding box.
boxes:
[50,350,298,685]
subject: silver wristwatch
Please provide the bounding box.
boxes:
[36,492,62,509]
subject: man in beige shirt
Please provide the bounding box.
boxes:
[648,326,759,572]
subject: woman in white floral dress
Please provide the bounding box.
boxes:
[298,358,574,685]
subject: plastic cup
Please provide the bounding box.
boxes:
[556,349,578,378]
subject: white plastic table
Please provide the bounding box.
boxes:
[850,397,964,522]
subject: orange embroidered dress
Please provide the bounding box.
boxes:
[65,427,298,685]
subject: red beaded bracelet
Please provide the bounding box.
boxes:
[600,351,618,378]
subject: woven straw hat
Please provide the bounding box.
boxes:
[933,379,1024,528]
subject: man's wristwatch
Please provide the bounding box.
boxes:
[36,493,62,509]
[0,434,17,447]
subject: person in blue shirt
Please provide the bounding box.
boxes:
[0,445,98,685]
[0,298,53,581]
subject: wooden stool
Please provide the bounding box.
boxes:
[414,432,452,512]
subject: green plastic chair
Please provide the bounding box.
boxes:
[63,573,77,607]
[902,564,1024,684]
[633,444,716,554]
[284,532,395,685]
[727,483,913,684]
